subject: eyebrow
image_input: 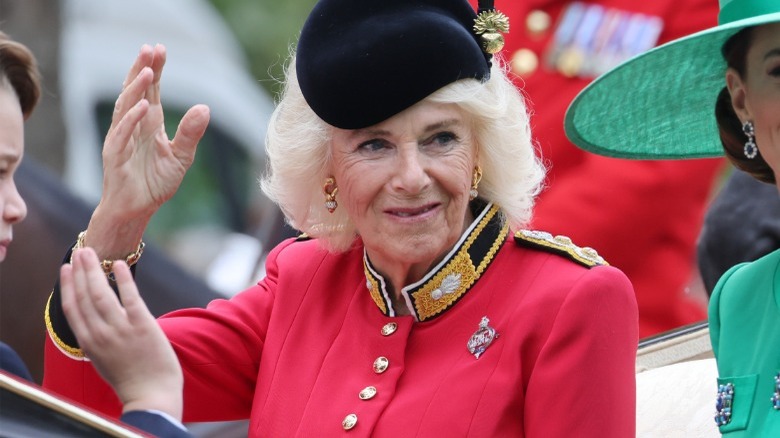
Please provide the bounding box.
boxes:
[764,48,780,61]
[348,118,463,140]
[422,118,462,134]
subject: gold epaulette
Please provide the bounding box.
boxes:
[514,229,608,268]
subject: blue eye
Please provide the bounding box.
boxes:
[357,139,389,152]
[437,132,457,143]
[425,131,459,146]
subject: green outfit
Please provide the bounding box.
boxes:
[710,248,780,435]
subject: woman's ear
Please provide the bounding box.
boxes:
[726,68,750,122]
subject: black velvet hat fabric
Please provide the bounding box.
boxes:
[296,0,491,130]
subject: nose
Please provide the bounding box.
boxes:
[392,145,431,195]
[3,181,27,225]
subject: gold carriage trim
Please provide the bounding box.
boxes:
[514,229,608,267]
[45,293,85,359]
[363,202,508,321]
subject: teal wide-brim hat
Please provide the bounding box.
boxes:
[564,0,780,159]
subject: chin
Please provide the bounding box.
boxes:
[398,236,451,262]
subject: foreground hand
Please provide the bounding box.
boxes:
[100,44,210,219]
[60,248,183,419]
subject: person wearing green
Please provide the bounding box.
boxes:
[564,0,780,435]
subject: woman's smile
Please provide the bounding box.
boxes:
[384,203,440,220]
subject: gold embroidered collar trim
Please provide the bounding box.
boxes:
[363,202,508,321]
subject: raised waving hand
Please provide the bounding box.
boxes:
[85,44,210,259]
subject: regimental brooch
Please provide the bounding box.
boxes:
[467,316,499,359]
[473,10,510,54]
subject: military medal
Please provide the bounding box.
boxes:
[467,316,499,359]
[545,2,664,78]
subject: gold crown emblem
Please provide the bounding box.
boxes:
[473,10,510,54]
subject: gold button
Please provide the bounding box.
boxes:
[342,413,358,430]
[373,356,389,374]
[359,386,377,400]
[511,49,539,76]
[526,10,551,34]
[381,322,398,336]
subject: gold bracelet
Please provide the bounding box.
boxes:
[70,230,145,276]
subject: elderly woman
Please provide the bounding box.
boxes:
[0,31,191,437]
[43,0,638,436]
[565,1,780,435]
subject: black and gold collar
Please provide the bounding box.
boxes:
[363,202,508,321]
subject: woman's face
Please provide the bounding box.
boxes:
[728,23,780,187]
[330,100,477,279]
[0,84,27,262]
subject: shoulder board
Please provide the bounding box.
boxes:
[514,229,608,268]
[295,233,312,242]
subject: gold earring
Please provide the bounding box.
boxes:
[470,166,482,200]
[323,177,338,213]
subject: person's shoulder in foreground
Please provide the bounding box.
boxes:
[708,248,780,435]
[121,410,192,438]
[0,342,33,382]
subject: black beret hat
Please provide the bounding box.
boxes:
[296,0,492,129]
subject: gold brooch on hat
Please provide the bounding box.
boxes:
[473,10,510,54]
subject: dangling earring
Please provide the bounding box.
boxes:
[323,177,338,213]
[743,121,757,159]
[469,166,483,201]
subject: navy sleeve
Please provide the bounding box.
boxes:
[0,342,33,382]
[120,411,192,438]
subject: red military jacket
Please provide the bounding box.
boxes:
[472,0,724,336]
[44,204,638,436]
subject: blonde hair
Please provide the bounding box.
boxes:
[261,57,545,252]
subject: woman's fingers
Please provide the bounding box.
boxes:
[105,99,150,158]
[170,104,210,165]
[108,44,166,140]
[121,45,153,91]
[108,67,153,140]
[110,44,155,136]
[145,44,167,105]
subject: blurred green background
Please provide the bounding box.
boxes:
[209,0,318,97]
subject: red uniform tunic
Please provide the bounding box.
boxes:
[44,204,638,436]
[472,0,724,336]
